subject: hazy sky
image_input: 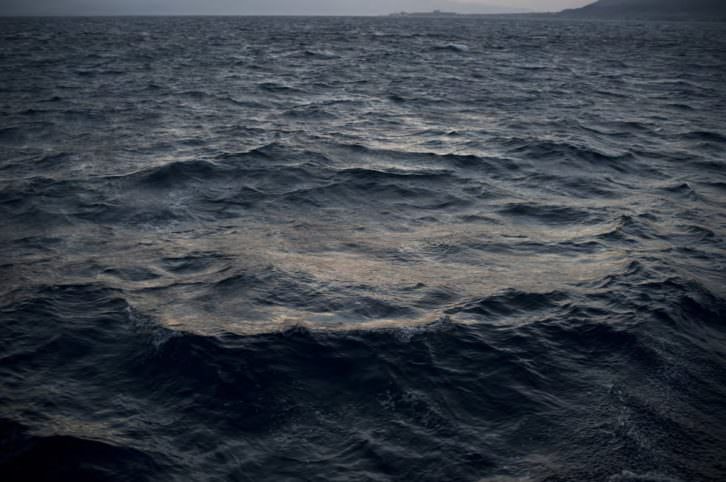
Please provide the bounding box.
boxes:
[0,0,595,16]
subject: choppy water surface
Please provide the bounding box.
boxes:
[1,16,726,481]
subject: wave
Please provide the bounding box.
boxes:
[497,203,604,226]
[432,42,470,52]
[256,82,302,93]
[447,289,569,319]
[678,130,726,144]
[303,48,339,59]
[506,139,635,169]
[0,420,164,482]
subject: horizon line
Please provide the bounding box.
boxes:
[0,12,563,18]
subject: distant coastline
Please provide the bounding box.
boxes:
[387,7,530,17]
[388,10,460,17]
[388,1,726,21]
[560,0,726,20]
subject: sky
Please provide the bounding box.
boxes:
[0,0,595,16]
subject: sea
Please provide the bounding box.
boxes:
[1,15,725,482]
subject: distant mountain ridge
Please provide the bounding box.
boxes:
[561,0,726,19]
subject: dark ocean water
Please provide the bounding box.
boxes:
[1,15,726,481]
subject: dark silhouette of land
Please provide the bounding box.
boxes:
[388,1,726,20]
[561,0,726,19]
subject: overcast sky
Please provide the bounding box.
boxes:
[0,0,595,16]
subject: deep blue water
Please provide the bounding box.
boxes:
[1,16,726,482]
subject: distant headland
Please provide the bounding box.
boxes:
[389,1,726,21]
[561,0,726,20]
